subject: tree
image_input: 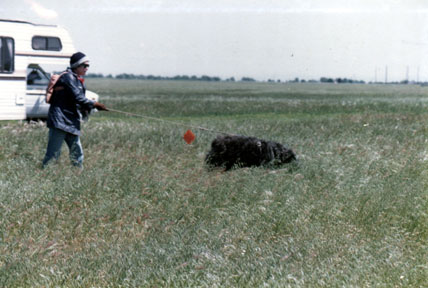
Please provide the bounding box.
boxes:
[320,77,334,83]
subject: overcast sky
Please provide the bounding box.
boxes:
[3,0,428,82]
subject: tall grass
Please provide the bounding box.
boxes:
[0,80,427,287]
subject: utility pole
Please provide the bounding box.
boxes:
[417,66,420,83]
[385,66,388,84]
[375,67,377,83]
[406,66,409,83]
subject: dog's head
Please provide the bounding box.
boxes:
[272,143,296,164]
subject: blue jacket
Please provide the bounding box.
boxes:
[47,69,95,135]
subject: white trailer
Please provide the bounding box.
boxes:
[0,19,98,120]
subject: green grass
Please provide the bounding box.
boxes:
[0,80,427,287]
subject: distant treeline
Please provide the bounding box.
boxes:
[86,73,243,82]
[86,73,415,84]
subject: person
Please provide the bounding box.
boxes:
[42,52,108,168]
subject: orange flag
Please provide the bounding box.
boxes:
[183,129,196,144]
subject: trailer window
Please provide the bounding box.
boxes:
[32,36,62,51]
[0,37,14,73]
[27,67,49,87]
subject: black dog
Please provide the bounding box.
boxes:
[205,135,296,170]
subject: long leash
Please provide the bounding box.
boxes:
[107,108,232,136]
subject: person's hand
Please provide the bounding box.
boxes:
[94,102,108,111]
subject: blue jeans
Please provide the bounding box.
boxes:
[42,127,84,168]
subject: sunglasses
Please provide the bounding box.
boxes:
[80,63,90,68]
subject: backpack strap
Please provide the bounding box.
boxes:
[45,71,68,103]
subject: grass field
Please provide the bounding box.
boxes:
[0,79,427,287]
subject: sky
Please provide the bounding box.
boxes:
[3,0,428,82]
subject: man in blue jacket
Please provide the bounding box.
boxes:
[42,52,108,168]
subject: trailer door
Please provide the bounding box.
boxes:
[26,65,50,119]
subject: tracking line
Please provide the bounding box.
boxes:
[107,108,232,136]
